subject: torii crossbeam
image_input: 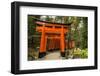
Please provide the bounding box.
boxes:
[33,18,74,58]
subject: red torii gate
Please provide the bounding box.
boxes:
[34,19,74,58]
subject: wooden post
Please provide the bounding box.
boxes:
[49,39,52,50]
[39,24,46,58]
[44,36,47,51]
[51,38,53,50]
[54,37,56,50]
[57,39,59,49]
[52,37,55,50]
[60,26,65,57]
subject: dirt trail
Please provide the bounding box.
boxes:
[39,51,65,60]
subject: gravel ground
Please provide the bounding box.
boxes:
[39,51,65,60]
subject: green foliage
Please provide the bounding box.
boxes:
[80,17,88,49]
[72,48,88,59]
[28,48,39,60]
[69,17,88,49]
[80,48,88,58]
[73,48,81,58]
[45,16,52,22]
[28,15,41,49]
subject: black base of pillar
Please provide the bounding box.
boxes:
[39,52,46,58]
[61,52,65,57]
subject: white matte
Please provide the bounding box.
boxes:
[20,6,95,70]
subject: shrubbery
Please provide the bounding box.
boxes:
[80,48,88,58]
[67,48,88,59]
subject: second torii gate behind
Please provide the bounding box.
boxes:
[34,20,73,58]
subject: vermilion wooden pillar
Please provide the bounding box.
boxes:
[55,39,57,49]
[39,24,46,58]
[60,26,65,57]
[44,36,47,52]
[51,38,55,49]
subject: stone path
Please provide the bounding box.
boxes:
[39,51,65,60]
